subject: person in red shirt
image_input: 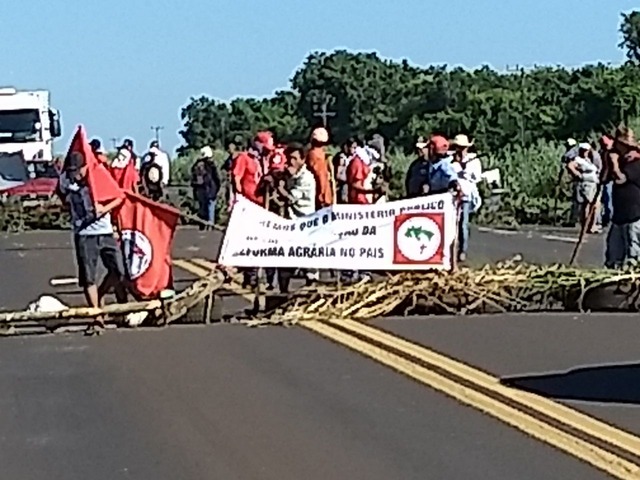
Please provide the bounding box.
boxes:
[346,142,381,205]
[342,140,380,284]
[233,132,285,290]
[232,140,264,206]
[306,127,333,209]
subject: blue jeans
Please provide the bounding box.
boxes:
[605,219,640,268]
[458,201,471,257]
[207,200,216,224]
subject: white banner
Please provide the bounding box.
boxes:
[218,193,458,270]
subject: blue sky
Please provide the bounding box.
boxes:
[1,0,637,155]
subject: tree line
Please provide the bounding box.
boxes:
[179,11,640,156]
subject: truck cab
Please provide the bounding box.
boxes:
[0,88,61,161]
[0,88,62,203]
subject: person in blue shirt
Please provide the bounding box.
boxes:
[425,135,460,195]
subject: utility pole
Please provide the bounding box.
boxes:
[506,64,526,145]
[220,118,227,148]
[150,125,164,145]
[313,96,336,128]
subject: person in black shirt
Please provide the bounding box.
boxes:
[191,147,221,230]
[604,129,640,268]
[405,138,430,198]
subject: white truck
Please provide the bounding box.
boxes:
[0,88,61,161]
[0,88,62,197]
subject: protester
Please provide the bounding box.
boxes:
[566,143,601,234]
[232,138,264,207]
[143,140,171,187]
[343,141,382,283]
[306,127,333,209]
[252,131,290,290]
[274,142,318,292]
[559,138,581,225]
[111,139,140,191]
[366,134,390,203]
[222,140,240,207]
[405,138,430,198]
[191,146,221,229]
[346,141,382,205]
[333,137,357,204]
[425,135,459,195]
[57,151,127,333]
[605,128,640,268]
[233,134,274,289]
[89,139,109,165]
[451,134,483,262]
[140,160,164,201]
[562,138,579,163]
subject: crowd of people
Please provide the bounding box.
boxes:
[204,127,485,293]
[53,122,640,327]
[560,128,640,267]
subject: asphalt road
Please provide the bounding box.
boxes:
[0,323,608,480]
[0,225,625,479]
[376,314,640,438]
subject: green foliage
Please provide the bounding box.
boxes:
[620,11,640,64]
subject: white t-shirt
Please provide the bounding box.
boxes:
[573,156,599,183]
[452,154,482,201]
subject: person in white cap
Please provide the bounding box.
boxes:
[306,127,333,210]
[191,146,221,230]
[566,142,601,233]
[451,134,482,262]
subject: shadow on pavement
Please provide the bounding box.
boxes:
[502,363,640,405]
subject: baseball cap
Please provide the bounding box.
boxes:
[430,135,449,154]
[254,131,275,151]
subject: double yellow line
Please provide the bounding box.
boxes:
[175,258,640,479]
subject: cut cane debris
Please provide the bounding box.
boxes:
[247,258,640,327]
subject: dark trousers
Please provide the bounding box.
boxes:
[242,268,276,288]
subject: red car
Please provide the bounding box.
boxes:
[0,153,60,205]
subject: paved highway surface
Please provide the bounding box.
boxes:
[0,226,633,480]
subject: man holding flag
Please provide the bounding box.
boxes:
[58,148,128,332]
[59,126,180,332]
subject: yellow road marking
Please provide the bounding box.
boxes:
[333,318,640,458]
[188,258,218,271]
[172,259,211,278]
[182,260,640,478]
[302,320,640,479]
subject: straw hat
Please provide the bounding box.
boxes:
[451,134,473,148]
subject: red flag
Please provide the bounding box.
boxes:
[67,125,124,204]
[116,191,180,299]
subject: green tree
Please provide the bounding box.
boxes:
[620,11,640,63]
